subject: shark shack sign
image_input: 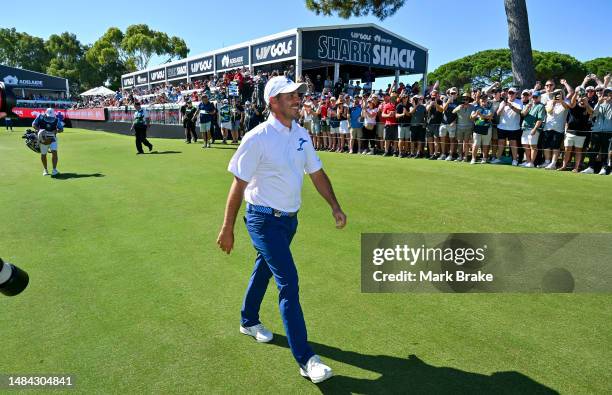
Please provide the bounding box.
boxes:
[301,27,426,73]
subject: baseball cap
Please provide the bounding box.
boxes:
[604,87,612,94]
[223,98,229,103]
[245,100,251,105]
[585,86,595,91]
[264,76,307,104]
[532,91,541,97]
[522,89,531,95]
[508,87,518,93]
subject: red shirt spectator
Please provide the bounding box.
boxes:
[320,102,328,120]
[382,102,397,125]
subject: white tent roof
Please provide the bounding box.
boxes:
[80,86,115,96]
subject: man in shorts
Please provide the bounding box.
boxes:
[196,93,216,148]
[33,108,63,176]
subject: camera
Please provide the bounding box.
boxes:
[0,257,30,296]
[0,81,17,116]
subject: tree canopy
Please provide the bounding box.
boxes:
[582,57,612,79]
[305,0,405,19]
[0,25,188,91]
[428,49,592,91]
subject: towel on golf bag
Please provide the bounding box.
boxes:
[22,129,41,153]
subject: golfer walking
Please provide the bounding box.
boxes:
[217,76,347,384]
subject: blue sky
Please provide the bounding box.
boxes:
[6,0,611,88]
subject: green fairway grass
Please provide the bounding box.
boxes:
[1,127,611,394]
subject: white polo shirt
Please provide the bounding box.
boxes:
[228,113,322,212]
[497,99,523,131]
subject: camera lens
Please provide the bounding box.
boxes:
[0,258,30,296]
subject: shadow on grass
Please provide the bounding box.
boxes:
[210,144,238,150]
[269,335,558,394]
[149,150,182,154]
[52,173,105,180]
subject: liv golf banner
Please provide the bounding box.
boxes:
[301,26,427,73]
[251,35,296,64]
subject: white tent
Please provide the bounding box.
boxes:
[80,86,116,97]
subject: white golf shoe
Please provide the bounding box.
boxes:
[239,323,273,343]
[300,355,333,384]
[43,169,49,176]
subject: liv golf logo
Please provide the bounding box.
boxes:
[255,40,293,61]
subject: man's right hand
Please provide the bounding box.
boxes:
[217,226,234,254]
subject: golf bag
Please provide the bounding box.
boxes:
[22,129,41,153]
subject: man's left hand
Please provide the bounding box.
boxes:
[333,208,347,229]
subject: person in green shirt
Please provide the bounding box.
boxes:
[519,91,546,168]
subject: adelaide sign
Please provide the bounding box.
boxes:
[215,47,249,71]
[301,27,426,73]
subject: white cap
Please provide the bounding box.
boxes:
[264,76,307,104]
[45,108,55,118]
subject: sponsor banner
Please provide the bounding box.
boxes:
[122,76,135,89]
[251,35,296,64]
[149,68,166,83]
[215,47,249,71]
[166,62,188,79]
[301,27,426,73]
[188,56,214,76]
[66,108,106,121]
[135,72,149,86]
[0,64,67,91]
[13,107,68,119]
[362,233,612,293]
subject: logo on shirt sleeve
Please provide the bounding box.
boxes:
[297,137,307,151]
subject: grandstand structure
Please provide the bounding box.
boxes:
[120,23,428,90]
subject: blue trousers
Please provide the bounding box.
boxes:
[241,210,315,366]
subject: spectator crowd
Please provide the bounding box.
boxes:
[116,67,612,175]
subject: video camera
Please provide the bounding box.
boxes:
[0,258,29,296]
[0,81,17,117]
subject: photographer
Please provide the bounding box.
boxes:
[408,95,426,158]
[561,88,593,172]
[582,87,612,174]
[33,108,64,176]
[540,90,570,170]
[452,93,475,162]
[426,90,444,159]
[440,88,459,161]
[494,87,523,166]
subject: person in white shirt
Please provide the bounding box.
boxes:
[493,87,523,166]
[217,76,347,384]
[540,90,570,170]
